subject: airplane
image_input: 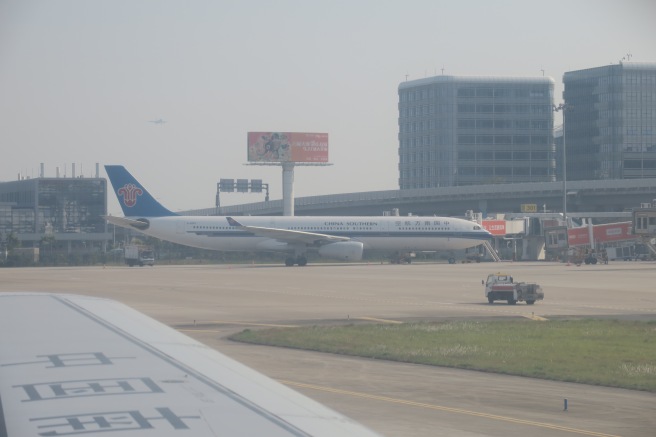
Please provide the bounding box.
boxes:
[0,292,382,436]
[148,118,166,124]
[104,165,493,266]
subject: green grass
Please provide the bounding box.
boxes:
[230,319,656,392]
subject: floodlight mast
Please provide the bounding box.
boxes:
[553,103,571,226]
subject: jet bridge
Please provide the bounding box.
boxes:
[633,204,656,256]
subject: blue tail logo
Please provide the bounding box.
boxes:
[105,165,177,217]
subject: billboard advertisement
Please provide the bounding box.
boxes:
[248,132,329,163]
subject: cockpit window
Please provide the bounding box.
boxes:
[474,225,481,230]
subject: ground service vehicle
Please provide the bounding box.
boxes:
[124,244,155,267]
[484,273,544,305]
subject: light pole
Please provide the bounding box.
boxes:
[553,103,571,225]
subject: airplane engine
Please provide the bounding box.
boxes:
[318,241,364,261]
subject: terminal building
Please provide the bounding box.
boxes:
[398,75,555,189]
[563,62,656,180]
[0,164,109,256]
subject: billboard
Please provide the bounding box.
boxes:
[248,132,329,163]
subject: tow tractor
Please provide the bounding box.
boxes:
[483,272,544,305]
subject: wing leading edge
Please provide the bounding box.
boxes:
[0,292,382,437]
[227,216,350,245]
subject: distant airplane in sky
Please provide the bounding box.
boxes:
[148,118,166,124]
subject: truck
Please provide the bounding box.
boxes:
[484,272,544,305]
[124,245,155,267]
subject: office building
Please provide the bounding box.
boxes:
[398,75,555,189]
[563,62,656,180]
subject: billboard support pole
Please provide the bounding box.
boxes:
[282,162,295,216]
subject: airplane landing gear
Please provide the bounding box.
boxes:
[285,256,308,267]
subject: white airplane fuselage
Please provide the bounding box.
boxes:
[134,215,489,252]
[104,165,492,265]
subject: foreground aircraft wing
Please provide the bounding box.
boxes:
[227,217,350,245]
[0,293,382,437]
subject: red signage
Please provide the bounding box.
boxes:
[247,132,329,163]
[482,220,506,236]
[567,222,636,247]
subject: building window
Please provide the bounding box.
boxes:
[477,104,493,113]
[458,151,475,160]
[477,135,494,145]
[458,135,476,144]
[477,151,493,160]
[457,88,475,98]
[476,88,493,97]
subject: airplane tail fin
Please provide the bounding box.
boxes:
[105,165,177,217]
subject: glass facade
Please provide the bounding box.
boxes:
[398,76,554,189]
[37,179,107,233]
[563,62,656,180]
[0,177,109,247]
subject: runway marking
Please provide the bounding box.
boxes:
[279,380,621,437]
[522,314,549,321]
[178,329,223,333]
[181,321,300,328]
[356,316,404,324]
[261,288,656,315]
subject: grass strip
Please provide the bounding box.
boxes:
[230,319,656,392]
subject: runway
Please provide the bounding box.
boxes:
[2,261,655,436]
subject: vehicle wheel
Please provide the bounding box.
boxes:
[526,300,535,305]
[297,256,307,267]
[584,258,591,265]
[488,297,494,304]
[591,257,598,265]
[507,299,516,305]
[285,257,295,267]
[448,257,456,264]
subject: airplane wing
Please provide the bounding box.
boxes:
[227,217,350,245]
[0,292,382,437]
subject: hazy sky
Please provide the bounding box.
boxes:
[1,0,655,215]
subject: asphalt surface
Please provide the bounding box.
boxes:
[2,261,655,436]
